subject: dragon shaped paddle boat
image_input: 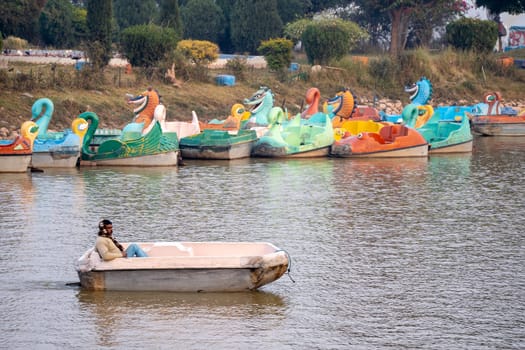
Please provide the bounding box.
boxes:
[88,88,200,151]
[403,104,473,153]
[324,88,381,124]
[80,110,180,167]
[0,121,39,172]
[468,91,525,136]
[30,98,88,168]
[251,106,334,158]
[330,109,428,158]
[380,76,434,123]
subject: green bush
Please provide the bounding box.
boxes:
[120,24,178,68]
[257,38,293,72]
[302,18,367,65]
[446,18,498,52]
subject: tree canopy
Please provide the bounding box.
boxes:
[475,0,525,15]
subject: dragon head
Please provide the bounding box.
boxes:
[404,77,433,105]
[323,88,356,119]
[243,86,274,125]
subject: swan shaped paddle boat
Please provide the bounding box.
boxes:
[0,121,39,172]
[80,111,180,166]
[252,106,334,158]
[469,91,525,136]
[30,98,88,168]
[403,104,473,153]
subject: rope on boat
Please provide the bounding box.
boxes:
[277,249,295,283]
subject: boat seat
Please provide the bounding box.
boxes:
[379,125,408,143]
[379,125,395,143]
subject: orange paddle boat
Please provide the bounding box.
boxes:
[0,121,39,172]
[469,92,525,136]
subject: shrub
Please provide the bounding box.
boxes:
[257,38,293,72]
[3,36,28,50]
[175,40,219,65]
[302,18,368,65]
[446,18,498,52]
[120,24,178,68]
[225,56,247,81]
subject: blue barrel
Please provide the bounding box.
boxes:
[75,61,86,70]
[216,74,235,86]
[289,62,299,71]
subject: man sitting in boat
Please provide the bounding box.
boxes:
[96,219,148,260]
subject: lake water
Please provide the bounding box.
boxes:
[0,136,524,349]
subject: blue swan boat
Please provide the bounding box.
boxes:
[30,98,88,168]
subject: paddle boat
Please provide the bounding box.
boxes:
[179,128,257,160]
[197,103,250,131]
[403,104,473,153]
[88,88,200,152]
[0,121,39,172]
[195,86,274,133]
[80,111,180,167]
[330,108,428,157]
[76,241,290,292]
[29,98,88,168]
[380,76,434,122]
[469,91,525,136]
[252,106,334,158]
[324,88,381,124]
[178,87,275,159]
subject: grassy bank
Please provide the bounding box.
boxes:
[1,48,525,133]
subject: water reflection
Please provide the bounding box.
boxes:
[0,172,35,209]
[77,290,286,348]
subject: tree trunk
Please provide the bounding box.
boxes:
[389,8,413,56]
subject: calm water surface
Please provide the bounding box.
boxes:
[0,137,524,349]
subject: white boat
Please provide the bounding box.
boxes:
[76,241,290,292]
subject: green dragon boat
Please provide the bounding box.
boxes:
[80,111,180,166]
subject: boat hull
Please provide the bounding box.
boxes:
[0,155,32,172]
[180,140,254,160]
[82,151,179,167]
[79,266,287,292]
[30,148,80,168]
[471,121,525,136]
[429,139,473,154]
[252,143,331,158]
[331,143,428,158]
[470,115,525,136]
[76,242,289,292]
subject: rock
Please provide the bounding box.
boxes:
[0,127,9,138]
[311,65,322,73]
